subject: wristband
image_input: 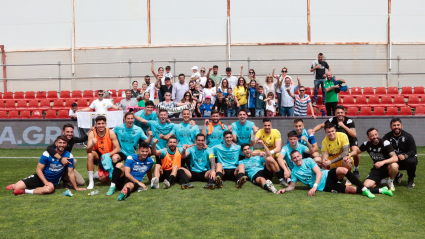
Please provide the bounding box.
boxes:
[405,154,408,159]
[313,183,318,187]
[59,156,63,161]
[270,150,275,155]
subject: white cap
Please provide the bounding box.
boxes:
[191,66,198,70]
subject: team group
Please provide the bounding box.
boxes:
[6,102,418,201]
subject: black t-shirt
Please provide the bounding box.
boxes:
[131,89,141,98]
[359,139,394,163]
[213,99,228,113]
[46,135,88,158]
[311,61,329,79]
[160,85,173,100]
[325,116,356,141]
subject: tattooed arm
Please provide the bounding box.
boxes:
[276,181,296,194]
[330,145,349,164]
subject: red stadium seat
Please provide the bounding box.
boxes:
[368,95,380,108]
[60,90,71,99]
[20,111,31,119]
[386,107,399,116]
[64,99,76,109]
[0,100,5,111]
[4,100,16,111]
[354,95,368,108]
[83,90,94,100]
[39,100,51,110]
[375,87,387,97]
[351,87,362,97]
[393,95,406,108]
[71,90,83,99]
[305,87,312,96]
[306,106,315,116]
[360,107,372,116]
[380,95,393,108]
[51,99,65,111]
[413,86,425,96]
[3,92,14,99]
[399,106,412,116]
[36,91,47,100]
[77,99,89,107]
[387,87,399,97]
[419,94,425,102]
[316,95,324,106]
[57,110,69,119]
[107,89,117,97]
[14,91,24,99]
[118,89,127,97]
[373,107,386,116]
[32,110,43,119]
[408,95,421,108]
[0,111,7,118]
[346,107,359,116]
[342,95,355,108]
[415,106,425,116]
[25,91,36,100]
[363,87,374,97]
[28,100,39,109]
[8,111,19,119]
[16,100,27,109]
[401,86,413,98]
[113,97,123,105]
[317,106,327,116]
[46,91,58,101]
[45,110,57,119]
[0,92,2,99]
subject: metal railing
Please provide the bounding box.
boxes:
[2,57,425,92]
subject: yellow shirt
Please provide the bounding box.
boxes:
[322,132,350,161]
[256,129,282,151]
[234,86,248,105]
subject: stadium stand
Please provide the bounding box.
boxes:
[8,111,19,119]
[0,100,5,111]
[360,107,372,116]
[375,87,387,97]
[342,95,355,108]
[399,106,413,116]
[0,92,2,99]
[14,91,24,100]
[408,95,421,108]
[32,110,43,119]
[60,90,71,99]
[367,95,380,108]
[71,90,83,100]
[387,87,399,98]
[354,95,368,108]
[4,100,16,111]
[373,107,386,116]
[414,86,424,96]
[28,100,39,109]
[57,110,69,119]
[108,89,117,97]
[20,111,31,119]
[45,110,57,119]
[346,107,359,116]
[51,99,65,111]
[0,111,7,118]
[393,95,407,108]
[415,106,425,116]
[3,92,13,100]
[401,86,413,98]
[25,91,36,101]
[47,91,58,102]
[77,99,89,107]
[83,90,94,101]
[380,95,393,108]
[363,87,374,98]
[351,87,362,97]
[39,100,51,110]
[16,100,27,110]
[36,91,47,100]
[64,99,75,109]
[386,107,399,116]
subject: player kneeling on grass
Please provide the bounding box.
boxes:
[6,136,87,195]
[276,150,393,198]
[239,141,279,193]
[180,133,217,190]
[117,142,154,201]
[151,136,187,189]
[208,130,247,189]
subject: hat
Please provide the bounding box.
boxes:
[226,67,231,72]
[205,95,211,99]
[164,77,171,81]
[191,66,198,70]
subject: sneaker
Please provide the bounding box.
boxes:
[312,102,317,107]
[406,180,415,189]
[353,169,361,178]
[388,180,395,191]
[280,179,289,187]
[395,172,404,184]
[381,186,393,196]
[181,183,194,190]
[14,189,25,196]
[163,179,171,189]
[362,189,376,199]
[93,171,99,179]
[117,188,127,201]
[87,181,94,190]
[6,184,14,190]
[266,180,277,194]
[203,183,215,190]
[106,187,115,196]
[215,176,223,189]
[345,179,352,186]
[236,176,247,189]
[151,177,159,189]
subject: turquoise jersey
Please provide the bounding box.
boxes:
[208,144,241,169]
[239,156,265,181]
[206,124,228,147]
[135,110,158,133]
[113,124,148,157]
[174,122,200,151]
[290,158,328,191]
[288,129,317,146]
[147,120,175,150]
[187,147,210,173]
[231,120,255,146]
[280,143,308,170]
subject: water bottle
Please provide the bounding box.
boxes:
[88,190,99,196]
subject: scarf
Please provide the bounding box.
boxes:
[206,121,225,135]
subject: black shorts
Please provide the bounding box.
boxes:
[223,169,236,181]
[116,177,139,192]
[348,137,358,147]
[93,150,102,166]
[252,169,273,184]
[22,174,51,190]
[323,168,346,193]
[117,152,128,162]
[181,158,190,169]
[190,171,207,182]
[366,165,390,183]
[159,170,177,182]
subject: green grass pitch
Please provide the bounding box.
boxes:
[0,148,424,238]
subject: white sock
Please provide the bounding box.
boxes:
[379,188,383,193]
[361,187,367,192]
[93,171,99,179]
[279,178,284,182]
[287,178,292,183]
[354,166,359,170]
[110,183,116,188]
[388,178,394,183]
[25,189,34,194]
[88,171,94,184]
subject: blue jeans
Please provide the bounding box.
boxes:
[255,109,264,117]
[276,92,281,105]
[313,78,326,104]
[158,90,163,102]
[280,106,294,117]
[227,109,236,117]
[237,104,247,114]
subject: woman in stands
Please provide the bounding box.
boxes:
[151,59,165,102]
[263,73,276,99]
[234,77,248,112]
[240,65,258,81]
[218,79,229,98]
[202,79,217,104]
[137,92,152,107]
[177,91,196,117]
[273,66,294,104]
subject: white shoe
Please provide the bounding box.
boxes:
[388,180,395,191]
[345,179,352,186]
[279,179,289,187]
[266,180,277,194]
[151,177,159,189]
[87,181,94,190]
[163,179,170,189]
[93,171,99,179]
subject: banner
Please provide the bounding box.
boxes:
[76,111,124,128]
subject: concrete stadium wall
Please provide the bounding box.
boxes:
[1,116,425,148]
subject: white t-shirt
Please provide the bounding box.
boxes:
[202,88,217,104]
[146,82,156,101]
[69,109,76,117]
[161,72,174,85]
[222,75,238,89]
[89,99,112,113]
[191,72,201,81]
[199,76,207,90]
[266,99,276,113]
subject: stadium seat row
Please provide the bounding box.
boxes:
[294,86,424,98]
[0,110,70,119]
[339,95,425,108]
[308,106,425,116]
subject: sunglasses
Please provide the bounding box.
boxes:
[299,90,305,92]
[249,72,254,74]
[98,94,104,96]
[201,70,205,72]
[185,95,191,97]
[282,71,287,73]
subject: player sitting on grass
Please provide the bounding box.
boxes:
[239,141,279,193]
[179,134,216,189]
[276,151,393,198]
[208,130,247,189]
[151,136,187,189]
[6,136,87,195]
[117,142,155,201]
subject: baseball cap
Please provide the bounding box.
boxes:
[191,66,198,70]
[205,95,211,99]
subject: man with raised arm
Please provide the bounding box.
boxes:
[202,110,229,148]
[134,101,158,134]
[231,109,259,149]
[251,118,282,161]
